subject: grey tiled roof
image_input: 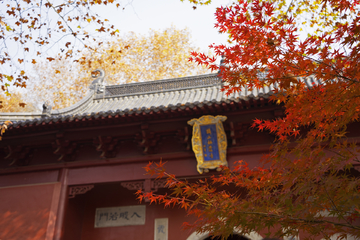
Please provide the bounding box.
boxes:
[0,73,320,127]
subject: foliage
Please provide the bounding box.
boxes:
[138,0,360,239]
[182,0,211,5]
[26,58,88,110]
[0,92,35,112]
[0,0,211,97]
[0,0,124,95]
[0,92,34,139]
[181,0,211,9]
[78,26,209,85]
[26,27,209,109]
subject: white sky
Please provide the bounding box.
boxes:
[6,0,232,98]
[97,0,231,52]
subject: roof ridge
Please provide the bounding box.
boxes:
[96,73,220,99]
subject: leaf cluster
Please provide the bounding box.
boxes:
[139,156,360,239]
[25,26,209,110]
[141,0,360,238]
[0,0,123,96]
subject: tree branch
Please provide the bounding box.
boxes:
[236,211,360,230]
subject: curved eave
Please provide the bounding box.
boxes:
[5,71,315,131]
[6,96,275,134]
[50,90,95,116]
[0,90,95,123]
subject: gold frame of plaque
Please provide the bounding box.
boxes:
[188,115,228,174]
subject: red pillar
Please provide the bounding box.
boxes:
[45,168,68,240]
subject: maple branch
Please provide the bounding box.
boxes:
[285,0,295,15]
[46,0,86,48]
[163,175,215,207]
[260,74,308,83]
[277,45,359,84]
[323,184,352,226]
[324,147,357,161]
[14,0,24,40]
[45,33,82,55]
[336,75,360,84]
[52,2,78,9]
[236,211,360,230]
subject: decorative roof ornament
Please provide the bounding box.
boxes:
[41,101,52,118]
[89,69,106,93]
[218,55,225,76]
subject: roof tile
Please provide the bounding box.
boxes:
[0,73,278,126]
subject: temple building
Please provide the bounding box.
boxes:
[0,71,358,240]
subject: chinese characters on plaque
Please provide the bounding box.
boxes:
[154,218,168,240]
[188,115,228,174]
[200,124,220,161]
[94,205,145,228]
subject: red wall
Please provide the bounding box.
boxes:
[0,183,56,240]
[63,182,196,240]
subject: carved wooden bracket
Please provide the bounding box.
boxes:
[93,136,118,158]
[152,179,167,191]
[52,133,77,161]
[228,122,249,146]
[176,126,191,150]
[69,185,94,198]
[121,181,144,191]
[135,124,160,154]
[121,179,166,193]
[4,145,32,166]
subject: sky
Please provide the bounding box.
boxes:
[96,0,231,52]
[3,0,232,75]
[3,0,233,101]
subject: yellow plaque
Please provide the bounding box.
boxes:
[188,115,228,174]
